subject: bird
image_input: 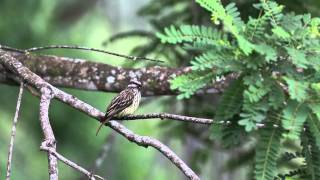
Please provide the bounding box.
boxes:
[96,79,142,135]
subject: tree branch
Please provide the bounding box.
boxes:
[39,88,58,180]
[0,50,200,179]
[114,113,213,124]
[0,50,233,96]
[6,82,24,180]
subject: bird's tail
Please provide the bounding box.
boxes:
[95,116,110,136]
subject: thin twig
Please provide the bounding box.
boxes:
[0,45,25,53]
[40,145,105,180]
[25,45,164,63]
[5,82,24,180]
[39,88,58,180]
[114,113,213,124]
[0,44,164,63]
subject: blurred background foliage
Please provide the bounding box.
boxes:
[0,0,319,180]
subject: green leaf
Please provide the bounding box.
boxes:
[237,36,255,55]
[284,77,309,102]
[191,51,237,72]
[285,47,308,69]
[196,0,253,55]
[255,124,282,180]
[239,100,269,132]
[221,123,246,148]
[215,77,245,121]
[255,43,277,62]
[268,84,285,109]
[156,25,224,45]
[259,1,284,26]
[243,75,271,103]
[170,72,213,99]
[302,129,320,180]
[195,0,222,14]
[238,118,259,131]
[282,101,309,140]
[309,103,320,120]
[272,26,290,39]
[307,115,320,150]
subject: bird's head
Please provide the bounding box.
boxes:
[128,79,142,89]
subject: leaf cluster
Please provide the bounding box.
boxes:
[157,0,320,179]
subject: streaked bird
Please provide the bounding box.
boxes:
[96,79,142,135]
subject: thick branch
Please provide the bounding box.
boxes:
[6,82,24,180]
[0,50,200,179]
[0,50,232,96]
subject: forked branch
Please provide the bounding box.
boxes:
[0,49,200,179]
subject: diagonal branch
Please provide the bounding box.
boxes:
[40,145,105,180]
[0,50,200,179]
[6,82,24,180]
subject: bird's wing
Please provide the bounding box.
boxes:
[96,89,134,136]
[105,89,135,118]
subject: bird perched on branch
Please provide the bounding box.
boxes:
[96,79,142,135]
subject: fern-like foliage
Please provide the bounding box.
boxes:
[170,72,214,99]
[307,115,320,150]
[302,128,320,180]
[214,77,244,121]
[156,25,227,46]
[157,0,320,178]
[281,100,309,140]
[255,123,282,180]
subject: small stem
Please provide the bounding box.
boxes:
[6,82,24,180]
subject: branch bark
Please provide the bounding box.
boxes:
[39,88,58,180]
[0,50,200,179]
[0,50,233,96]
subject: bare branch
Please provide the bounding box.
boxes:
[114,113,213,124]
[0,50,200,179]
[25,45,164,63]
[6,82,24,180]
[40,145,104,180]
[39,88,58,180]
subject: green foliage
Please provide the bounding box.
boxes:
[307,115,320,150]
[255,124,281,180]
[157,25,226,46]
[284,77,309,102]
[214,78,244,121]
[281,101,309,140]
[157,0,320,179]
[170,72,214,99]
[302,128,320,180]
